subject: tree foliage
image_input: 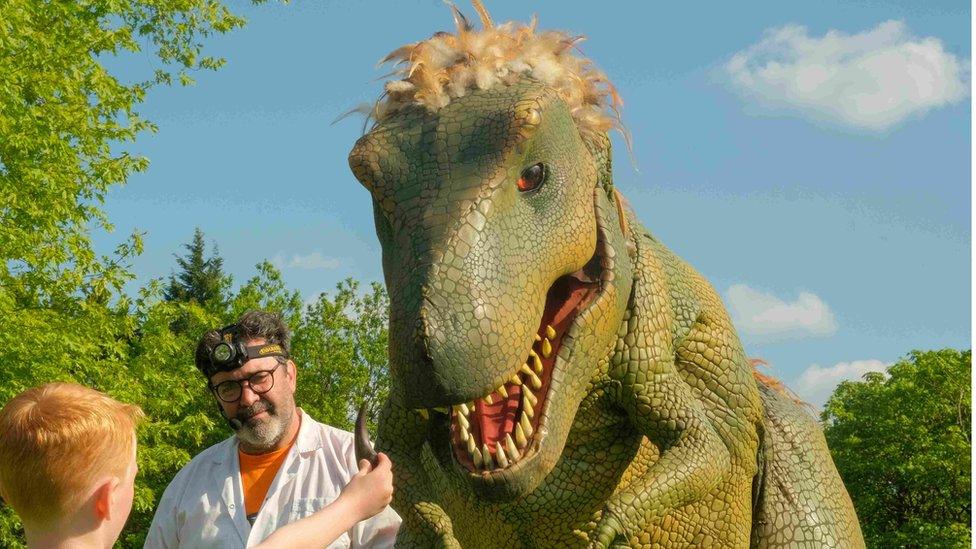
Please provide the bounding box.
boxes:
[0,0,251,307]
[164,228,231,309]
[0,1,394,543]
[822,349,971,548]
[0,1,262,546]
[293,279,390,431]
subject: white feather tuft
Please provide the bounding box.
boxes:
[369,1,625,141]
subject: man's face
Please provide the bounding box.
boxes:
[209,338,298,452]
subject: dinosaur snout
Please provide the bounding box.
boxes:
[386,275,540,410]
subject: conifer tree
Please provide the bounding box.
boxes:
[164,228,231,309]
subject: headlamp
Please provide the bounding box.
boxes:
[205,324,286,377]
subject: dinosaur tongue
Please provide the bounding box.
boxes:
[457,272,599,468]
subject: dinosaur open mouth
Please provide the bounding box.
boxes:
[447,239,605,473]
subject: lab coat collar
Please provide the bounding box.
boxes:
[293,409,326,455]
[211,408,320,466]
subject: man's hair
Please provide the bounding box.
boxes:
[195,310,292,376]
[0,383,144,527]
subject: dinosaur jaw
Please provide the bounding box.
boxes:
[408,187,628,500]
[434,215,608,484]
[445,270,599,473]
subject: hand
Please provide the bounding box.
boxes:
[339,452,394,521]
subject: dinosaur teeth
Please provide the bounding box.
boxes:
[529,350,543,374]
[453,405,474,446]
[519,362,542,389]
[519,412,533,438]
[452,325,557,471]
[471,439,483,468]
[454,394,539,471]
[522,391,535,418]
[481,443,494,469]
[494,442,509,468]
[515,423,528,448]
[504,434,520,462]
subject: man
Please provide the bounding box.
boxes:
[0,383,143,549]
[146,310,400,548]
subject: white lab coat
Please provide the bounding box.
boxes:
[145,410,400,548]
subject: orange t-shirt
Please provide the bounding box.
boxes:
[239,439,296,523]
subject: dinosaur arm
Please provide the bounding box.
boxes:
[377,400,460,548]
[590,356,731,547]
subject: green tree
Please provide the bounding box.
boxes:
[0,0,253,307]
[121,292,225,547]
[822,349,971,548]
[293,279,391,431]
[164,228,231,309]
[229,261,303,326]
[0,1,265,545]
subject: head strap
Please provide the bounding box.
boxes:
[204,324,286,377]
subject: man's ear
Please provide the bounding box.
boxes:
[286,359,297,391]
[92,477,119,522]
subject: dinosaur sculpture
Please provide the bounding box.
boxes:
[348,4,864,547]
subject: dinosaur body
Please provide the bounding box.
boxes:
[347,7,863,547]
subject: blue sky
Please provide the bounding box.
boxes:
[97,1,971,407]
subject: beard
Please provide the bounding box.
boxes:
[234,397,296,452]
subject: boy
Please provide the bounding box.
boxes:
[0,383,143,549]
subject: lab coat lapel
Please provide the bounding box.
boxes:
[249,411,312,542]
[217,439,250,545]
[251,455,299,540]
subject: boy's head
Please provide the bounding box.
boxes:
[0,383,144,539]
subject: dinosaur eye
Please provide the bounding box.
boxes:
[517,163,546,192]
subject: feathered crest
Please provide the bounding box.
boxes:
[750,358,815,413]
[369,1,627,144]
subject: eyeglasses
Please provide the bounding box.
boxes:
[210,361,284,403]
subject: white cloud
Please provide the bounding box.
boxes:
[272,251,341,271]
[725,284,837,341]
[794,359,890,408]
[725,20,968,130]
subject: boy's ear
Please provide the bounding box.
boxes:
[93,478,119,521]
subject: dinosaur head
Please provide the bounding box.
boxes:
[347,4,633,500]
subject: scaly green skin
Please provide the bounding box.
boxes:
[348,80,864,548]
